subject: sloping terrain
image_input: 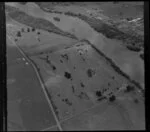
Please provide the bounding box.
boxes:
[7,13,144,93]
[6,2,145,131]
[5,5,78,40]
[6,3,144,85]
[7,20,144,130]
[36,2,144,52]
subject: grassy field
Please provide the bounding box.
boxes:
[61,97,145,130]
[6,19,78,56]
[6,2,145,130]
[7,35,57,130]
[6,5,78,40]
[7,37,24,64]
[29,39,144,126]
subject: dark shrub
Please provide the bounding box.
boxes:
[86,68,95,78]
[53,17,60,22]
[80,82,85,88]
[124,85,135,92]
[64,71,72,79]
[109,95,116,102]
[97,96,106,101]
[31,27,35,32]
[126,45,141,52]
[16,31,21,37]
[37,31,41,35]
[140,53,144,60]
[27,28,30,32]
[52,65,56,70]
[61,54,68,60]
[21,28,24,32]
[96,91,102,97]
[134,98,139,104]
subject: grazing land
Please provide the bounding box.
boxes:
[6,2,145,131]
[7,50,57,131]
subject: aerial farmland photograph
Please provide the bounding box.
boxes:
[6,2,145,131]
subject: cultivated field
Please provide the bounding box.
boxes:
[7,58,57,131]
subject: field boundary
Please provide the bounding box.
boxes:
[7,35,63,131]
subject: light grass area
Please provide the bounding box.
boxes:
[29,40,138,122]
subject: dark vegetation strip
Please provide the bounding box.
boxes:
[126,45,141,52]
[63,12,143,51]
[80,39,144,96]
[140,53,144,60]
[44,9,63,14]
[53,17,60,22]
[6,6,78,40]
